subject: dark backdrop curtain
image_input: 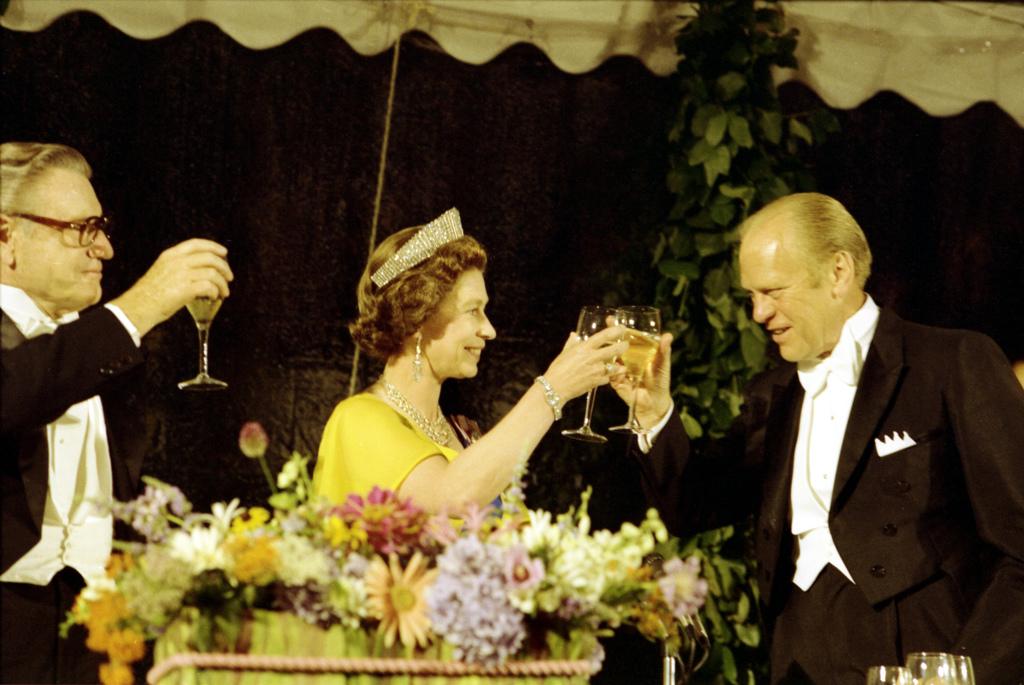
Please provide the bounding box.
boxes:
[3,11,1022,684]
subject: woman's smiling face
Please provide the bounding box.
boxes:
[420,268,496,381]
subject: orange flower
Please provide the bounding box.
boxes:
[86,625,111,653]
[364,552,438,648]
[99,660,134,685]
[225,535,278,585]
[84,591,130,652]
[106,553,135,578]
[107,629,146,663]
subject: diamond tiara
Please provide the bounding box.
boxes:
[370,207,464,288]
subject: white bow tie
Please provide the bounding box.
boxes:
[797,351,858,397]
[17,311,77,339]
[19,316,59,338]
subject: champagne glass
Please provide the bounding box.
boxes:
[866,665,911,685]
[951,656,975,685]
[178,297,228,391]
[608,306,661,434]
[905,652,957,685]
[562,305,615,443]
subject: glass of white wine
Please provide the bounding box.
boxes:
[951,655,975,685]
[866,665,911,685]
[178,296,228,391]
[905,652,957,685]
[608,305,661,434]
[562,305,616,443]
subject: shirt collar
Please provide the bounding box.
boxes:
[0,284,80,339]
[797,294,880,394]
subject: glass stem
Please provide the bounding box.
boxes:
[196,326,211,376]
[627,378,640,430]
[581,387,599,429]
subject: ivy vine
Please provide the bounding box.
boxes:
[655,2,838,683]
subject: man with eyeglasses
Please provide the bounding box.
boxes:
[0,141,233,683]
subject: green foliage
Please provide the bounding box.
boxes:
[655,2,838,683]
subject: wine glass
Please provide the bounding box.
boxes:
[951,656,975,685]
[562,305,616,443]
[866,665,911,685]
[905,652,957,685]
[608,305,661,434]
[178,297,228,391]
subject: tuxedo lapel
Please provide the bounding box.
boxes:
[762,371,802,541]
[830,309,906,509]
[1,312,51,534]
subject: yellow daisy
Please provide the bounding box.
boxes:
[364,552,438,648]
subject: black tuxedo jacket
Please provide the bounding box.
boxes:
[636,308,1024,683]
[1,307,146,575]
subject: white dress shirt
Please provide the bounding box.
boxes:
[0,284,139,585]
[790,295,879,590]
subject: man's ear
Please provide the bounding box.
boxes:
[830,250,855,296]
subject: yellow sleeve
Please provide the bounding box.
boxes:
[312,394,457,504]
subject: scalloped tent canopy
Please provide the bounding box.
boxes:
[2,0,1022,125]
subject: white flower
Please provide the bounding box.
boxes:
[210,499,242,532]
[168,526,227,574]
[275,536,331,586]
[520,509,562,554]
[277,458,301,490]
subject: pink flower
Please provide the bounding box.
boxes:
[340,487,427,555]
[503,545,544,590]
[238,422,269,459]
[422,513,459,547]
[458,500,495,536]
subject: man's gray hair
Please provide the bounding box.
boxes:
[1,142,92,213]
[742,192,873,288]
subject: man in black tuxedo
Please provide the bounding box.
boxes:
[615,192,1024,684]
[1,142,234,683]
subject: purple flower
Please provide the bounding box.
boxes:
[427,537,526,665]
[658,556,708,621]
[111,482,192,542]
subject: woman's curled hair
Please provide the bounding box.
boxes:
[350,227,487,359]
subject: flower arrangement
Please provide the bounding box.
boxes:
[64,423,707,685]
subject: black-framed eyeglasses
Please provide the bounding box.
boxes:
[10,212,112,247]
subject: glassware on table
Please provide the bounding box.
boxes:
[608,305,661,434]
[866,665,911,685]
[562,305,616,443]
[905,652,957,685]
[951,655,975,685]
[178,297,228,391]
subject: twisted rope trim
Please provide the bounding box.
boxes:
[147,653,597,684]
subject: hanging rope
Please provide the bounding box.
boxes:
[347,30,403,398]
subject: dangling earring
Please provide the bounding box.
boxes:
[413,333,423,383]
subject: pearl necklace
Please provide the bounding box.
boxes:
[380,380,455,446]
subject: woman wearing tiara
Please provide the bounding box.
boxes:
[312,208,625,513]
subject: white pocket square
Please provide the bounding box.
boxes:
[875,431,917,457]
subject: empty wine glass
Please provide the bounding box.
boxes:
[866,665,911,685]
[608,305,661,434]
[905,652,957,685]
[178,297,228,391]
[562,305,615,443]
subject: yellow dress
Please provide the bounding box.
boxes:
[312,393,458,504]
